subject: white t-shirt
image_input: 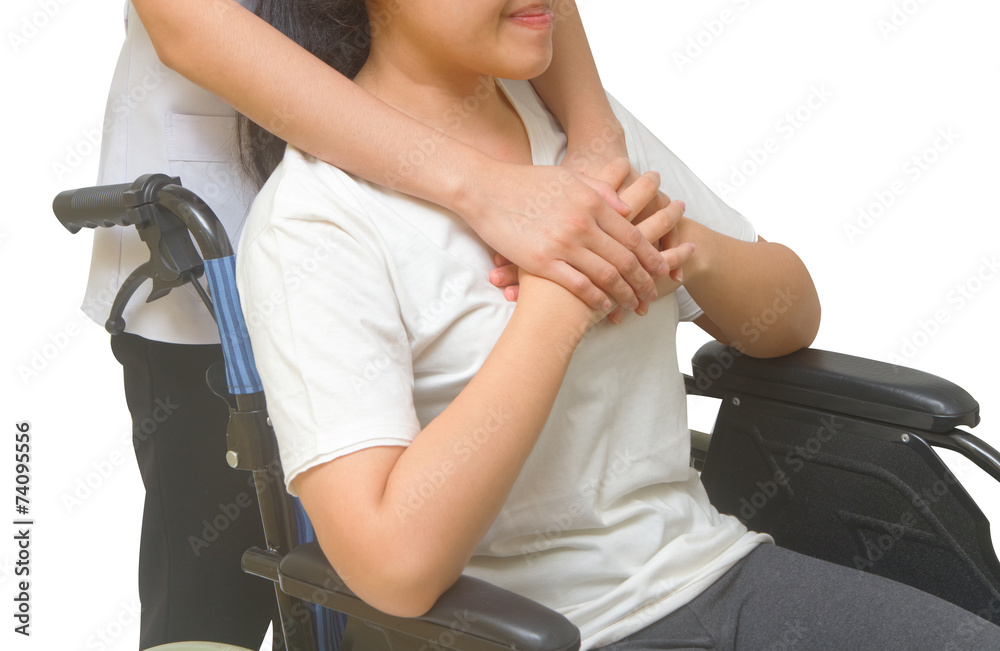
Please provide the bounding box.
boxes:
[237,79,771,649]
[84,1,254,343]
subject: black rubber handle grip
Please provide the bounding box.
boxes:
[52,183,139,233]
[52,174,178,234]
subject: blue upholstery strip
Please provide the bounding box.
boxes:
[203,257,264,395]
[204,256,346,647]
[294,498,348,649]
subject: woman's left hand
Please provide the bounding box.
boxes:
[491,163,692,323]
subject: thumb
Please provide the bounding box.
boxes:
[577,175,631,218]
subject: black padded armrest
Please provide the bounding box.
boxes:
[690,341,979,433]
[278,541,580,651]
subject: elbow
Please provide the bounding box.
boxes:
[355,561,454,619]
[744,294,821,359]
[132,0,220,75]
[131,1,183,72]
[371,584,442,619]
[788,287,822,354]
[319,541,457,619]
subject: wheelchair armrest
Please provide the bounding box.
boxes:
[277,541,580,651]
[690,341,980,433]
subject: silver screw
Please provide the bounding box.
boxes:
[226,450,240,468]
[732,397,741,407]
[901,433,911,443]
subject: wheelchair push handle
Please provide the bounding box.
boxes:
[52,173,178,234]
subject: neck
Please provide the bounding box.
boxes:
[355,45,532,165]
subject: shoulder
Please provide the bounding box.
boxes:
[239,146,382,252]
[605,93,756,243]
[235,145,408,305]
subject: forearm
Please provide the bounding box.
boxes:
[134,0,496,214]
[678,218,821,357]
[382,291,588,609]
[532,0,626,161]
[301,281,593,617]
[136,0,667,308]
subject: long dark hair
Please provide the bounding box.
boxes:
[237,0,371,189]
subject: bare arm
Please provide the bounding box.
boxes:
[292,179,690,618]
[669,217,821,358]
[295,273,591,618]
[532,0,627,170]
[132,0,664,310]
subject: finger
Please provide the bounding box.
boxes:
[567,236,647,309]
[636,200,686,244]
[590,156,632,190]
[577,174,630,217]
[670,264,683,284]
[489,263,520,289]
[492,252,511,267]
[556,249,641,311]
[619,166,640,194]
[618,171,661,223]
[660,241,696,275]
[606,305,623,325]
[593,209,668,289]
[543,259,614,311]
[658,224,683,281]
[631,187,672,228]
[503,285,519,302]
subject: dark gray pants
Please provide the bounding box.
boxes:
[597,544,1000,650]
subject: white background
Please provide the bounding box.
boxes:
[1,0,998,649]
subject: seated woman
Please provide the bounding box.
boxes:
[235,1,1000,649]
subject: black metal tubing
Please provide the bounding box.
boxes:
[156,185,233,260]
[924,430,1000,483]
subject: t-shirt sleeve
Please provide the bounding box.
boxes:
[236,163,420,494]
[607,93,758,322]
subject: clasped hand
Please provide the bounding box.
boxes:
[490,158,693,324]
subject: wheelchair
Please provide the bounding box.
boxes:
[54,174,1000,650]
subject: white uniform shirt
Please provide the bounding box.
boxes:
[237,79,771,649]
[84,1,254,343]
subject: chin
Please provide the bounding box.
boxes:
[499,49,553,80]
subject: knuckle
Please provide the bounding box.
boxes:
[585,194,607,215]
[617,250,642,276]
[565,213,591,235]
[568,274,590,295]
[620,225,644,249]
[596,264,619,288]
[634,174,655,194]
[612,157,632,177]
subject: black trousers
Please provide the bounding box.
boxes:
[111,333,278,650]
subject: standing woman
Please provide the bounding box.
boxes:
[89,0,667,649]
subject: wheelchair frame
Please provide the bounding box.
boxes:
[54,176,1000,650]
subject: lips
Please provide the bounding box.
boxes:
[507,4,554,27]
